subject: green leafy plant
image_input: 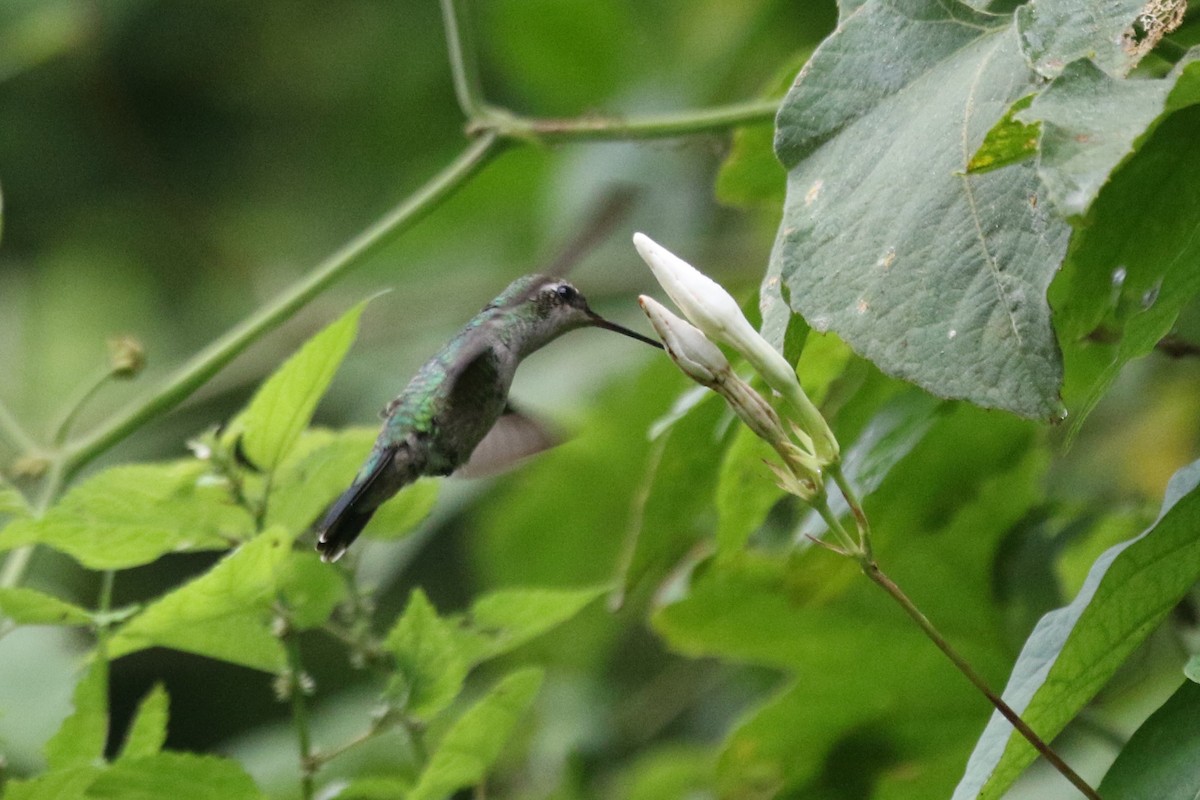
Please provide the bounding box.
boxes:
[2,0,1199,798]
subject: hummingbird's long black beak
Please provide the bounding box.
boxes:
[587,311,664,349]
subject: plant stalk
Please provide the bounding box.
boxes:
[861,559,1101,800]
[284,632,316,800]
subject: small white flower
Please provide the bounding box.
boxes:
[633,232,839,461]
[638,295,728,385]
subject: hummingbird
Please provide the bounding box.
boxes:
[316,274,662,562]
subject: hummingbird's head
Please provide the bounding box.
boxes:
[489,275,663,356]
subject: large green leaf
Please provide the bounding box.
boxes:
[1017,56,1200,217]
[44,657,108,771]
[85,752,267,800]
[237,299,368,472]
[954,458,1200,800]
[107,528,294,672]
[1052,105,1200,430]
[0,461,253,570]
[765,0,1071,420]
[460,584,607,663]
[1014,0,1146,78]
[1,767,101,800]
[1099,680,1200,799]
[406,668,543,800]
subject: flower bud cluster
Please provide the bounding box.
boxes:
[634,234,835,501]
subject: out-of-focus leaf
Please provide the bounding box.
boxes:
[1052,106,1200,434]
[1099,680,1200,799]
[383,589,468,720]
[0,586,90,626]
[0,2,88,84]
[461,585,606,663]
[107,528,293,672]
[1017,56,1200,217]
[1,767,101,800]
[44,657,107,770]
[237,299,368,472]
[954,458,1200,800]
[966,94,1038,174]
[765,1,1071,420]
[714,425,783,556]
[0,476,29,519]
[617,392,728,596]
[86,752,267,800]
[0,462,252,570]
[715,52,810,209]
[118,683,169,761]
[1015,0,1145,78]
[407,668,542,800]
[277,551,345,630]
[362,478,437,541]
[616,744,716,800]
[658,408,1043,797]
[332,776,414,799]
[265,427,375,532]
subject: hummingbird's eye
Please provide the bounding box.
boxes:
[554,284,576,302]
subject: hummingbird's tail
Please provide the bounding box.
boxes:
[315,446,398,563]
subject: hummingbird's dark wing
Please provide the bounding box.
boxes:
[454,404,561,479]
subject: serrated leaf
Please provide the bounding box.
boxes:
[383,589,468,720]
[277,551,345,630]
[1015,0,1145,79]
[462,585,606,664]
[407,668,542,800]
[1098,680,1200,799]
[966,94,1039,174]
[0,461,252,570]
[1018,57,1200,217]
[0,586,91,626]
[1,767,101,800]
[44,657,107,770]
[954,458,1200,800]
[765,1,1071,420]
[118,683,169,760]
[107,528,293,672]
[86,752,267,800]
[238,300,368,472]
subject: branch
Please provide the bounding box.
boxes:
[0,399,37,456]
[60,132,503,481]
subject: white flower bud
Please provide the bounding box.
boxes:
[638,295,728,385]
[632,232,839,461]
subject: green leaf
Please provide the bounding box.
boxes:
[362,478,437,541]
[0,461,253,570]
[107,528,293,672]
[616,744,716,800]
[0,586,91,626]
[265,427,377,532]
[1015,0,1145,79]
[954,458,1200,800]
[715,52,810,209]
[383,589,468,720]
[277,551,346,630]
[118,683,169,761]
[44,657,107,770]
[1,767,101,800]
[714,425,784,555]
[407,668,543,800]
[461,585,607,664]
[237,299,368,472]
[765,1,1071,420]
[966,94,1039,174]
[1052,104,1200,435]
[1018,56,1200,217]
[85,752,267,800]
[1099,680,1200,799]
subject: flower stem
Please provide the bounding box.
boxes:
[860,559,1101,800]
[284,632,316,800]
[52,369,116,447]
[0,398,38,456]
